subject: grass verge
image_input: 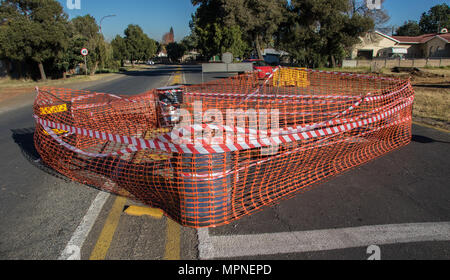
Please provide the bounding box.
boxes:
[413,86,450,131]
[0,72,117,90]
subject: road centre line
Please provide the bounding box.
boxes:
[198,222,450,259]
[89,196,127,260]
[60,68,183,260]
[163,70,183,260]
[164,218,181,260]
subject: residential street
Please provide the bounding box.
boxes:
[0,65,449,260]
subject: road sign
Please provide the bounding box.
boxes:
[81,48,89,56]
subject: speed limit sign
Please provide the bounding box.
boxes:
[81,48,89,56]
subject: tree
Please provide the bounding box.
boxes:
[0,0,70,80]
[143,36,157,61]
[348,0,390,31]
[194,22,249,59]
[166,42,186,63]
[71,15,105,75]
[419,3,450,34]
[395,21,422,36]
[225,0,287,59]
[191,0,287,60]
[180,34,197,51]
[279,0,373,68]
[54,35,88,78]
[111,35,128,67]
[124,24,153,65]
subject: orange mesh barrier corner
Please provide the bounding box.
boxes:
[33,68,415,228]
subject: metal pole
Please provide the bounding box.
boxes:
[99,15,117,34]
[84,56,88,76]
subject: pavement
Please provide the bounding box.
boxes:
[0,64,449,260]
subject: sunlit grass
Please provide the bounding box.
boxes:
[0,72,117,89]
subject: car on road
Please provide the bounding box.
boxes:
[244,59,274,79]
[146,60,155,65]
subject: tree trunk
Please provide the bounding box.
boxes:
[5,59,12,77]
[90,61,99,76]
[38,62,47,81]
[17,61,23,79]
[255,34,264,60]
[331,55,336,68]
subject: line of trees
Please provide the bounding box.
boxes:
[0,0,157,81]
[395,4,450,36]
[188,0,392,68]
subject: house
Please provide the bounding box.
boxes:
[181,50,200,62]
[157,49,167,58]
[351,30,450,59]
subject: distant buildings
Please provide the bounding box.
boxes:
[351,30,450,59]
[162,27,175,45]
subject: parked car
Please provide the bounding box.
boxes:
[146,60,155,65]
[244,59,274,79]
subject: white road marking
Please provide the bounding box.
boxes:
[198,222,450,259]
[58,191,110,260]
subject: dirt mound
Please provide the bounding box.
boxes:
[392,67,444,78]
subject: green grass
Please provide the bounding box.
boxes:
[315,66,372,73]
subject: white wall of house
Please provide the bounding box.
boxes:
[351,31,427,59]
[351,32,399,58]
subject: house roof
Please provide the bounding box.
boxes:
[391,33,450,44]
[372,30,450,44]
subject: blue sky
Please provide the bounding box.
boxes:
[59,0,450,42]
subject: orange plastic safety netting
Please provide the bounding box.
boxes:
[33,67,415,228]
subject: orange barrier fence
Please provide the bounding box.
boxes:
[33,68,414,228]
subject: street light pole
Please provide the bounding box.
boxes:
[99,15,116,34]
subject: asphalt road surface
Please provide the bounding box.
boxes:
[0,65,449,260]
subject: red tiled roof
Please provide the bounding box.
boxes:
[392,33,450,44]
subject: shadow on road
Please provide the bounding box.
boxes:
[11,128,73,182]
[120,65,201,78]
[9,128,181,216]
[412,134,450,144]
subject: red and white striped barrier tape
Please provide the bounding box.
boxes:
[34,96,413,156]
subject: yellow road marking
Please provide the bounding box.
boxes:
[164,218,181,260]
[124,206,164,218]
[162,69,183,261]
[89,69,184,260]
[89,196,127,260]
[172,71,183,85]
[413,121,450,134]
